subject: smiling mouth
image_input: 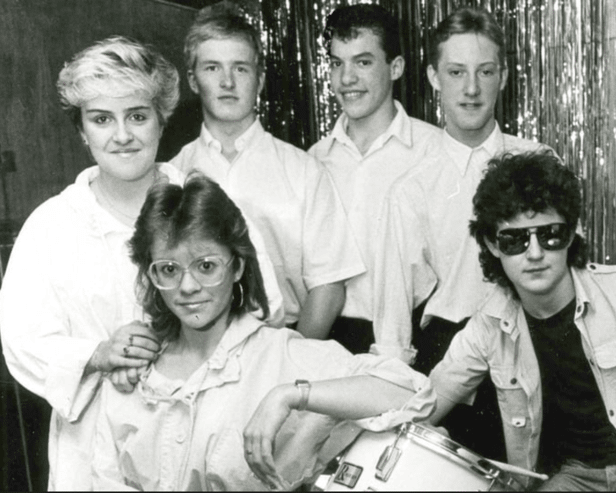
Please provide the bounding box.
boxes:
[340,91,365,100]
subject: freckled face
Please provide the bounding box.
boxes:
[329,29,403,124]
[151,235,244,335]
[428,33,507,147]
[80,92,162,182]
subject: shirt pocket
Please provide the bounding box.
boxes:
[490,365,529,429]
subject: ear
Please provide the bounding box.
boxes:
[233,257,246,283]
[427,64,441,92]
[390,55,405,82]
[257,69,265,94]
[499,66,509,91]
[187,70,199,95]
[79,130,89,147]
[485,236,502,259]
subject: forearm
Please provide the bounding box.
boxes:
[278,375,412,420]
[296,282,345,340]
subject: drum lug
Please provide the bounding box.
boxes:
[375,445,402,482]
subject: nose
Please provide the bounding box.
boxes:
[340,63,358,85]
[113,120,134,145]
[525,233,545,260]
[220,67,235,89]
[178,268,202,294]
[464,72,480,96]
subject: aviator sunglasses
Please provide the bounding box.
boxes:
[495,223,572,256]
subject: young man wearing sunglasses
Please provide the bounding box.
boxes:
[429,150,616,490]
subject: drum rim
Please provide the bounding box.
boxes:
[402,422,523,490]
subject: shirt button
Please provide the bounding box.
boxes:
[510,378,518,385]
[503,321,509,327]
[176,433,186,443]
[589,264,596,270]
[610,410,614,417]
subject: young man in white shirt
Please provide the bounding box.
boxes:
[431,151,616,491]
[372,7,548,459]
[309,4,440,353]
[171,3,365,339]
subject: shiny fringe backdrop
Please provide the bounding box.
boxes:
[224,0,614,263]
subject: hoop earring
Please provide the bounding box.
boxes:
[236,282,244,308]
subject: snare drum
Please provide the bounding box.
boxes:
[325,423,522,491]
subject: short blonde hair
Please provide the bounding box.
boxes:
[57,36,180,128]
[184,2,263,72]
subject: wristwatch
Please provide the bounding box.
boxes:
[294,379,311,411]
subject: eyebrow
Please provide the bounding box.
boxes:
[84,105,153,114]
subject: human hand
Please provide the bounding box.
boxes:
[243,385,294,490]
[109,366,147,393]
[87,321,160,375]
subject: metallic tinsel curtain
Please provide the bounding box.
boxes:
[231,0,614,264]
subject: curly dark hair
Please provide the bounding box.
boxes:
[129,173,270,340]
[323,4,401,63]
[469,150,588,291]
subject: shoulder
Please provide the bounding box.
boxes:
[408,116,441,139]
[501,134,547,154]
[308,134,335,160]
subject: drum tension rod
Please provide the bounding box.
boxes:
[375,423,407,482]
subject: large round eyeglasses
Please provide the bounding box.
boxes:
[148,255,235,290]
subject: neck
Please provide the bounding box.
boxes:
[93,167,159,225]
[346,99,397,156]
[518,270,576,319]
[446,119,496,149]
[203,112,256,161]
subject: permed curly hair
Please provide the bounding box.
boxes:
[57,36,180,129]
[323,4,401,63]
[469,150,588,291]
[129,172,270,340]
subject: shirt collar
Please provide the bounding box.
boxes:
[199,119,264,155]
[329,100,412,154]
[482,266,589,334]
[443,123,504,176]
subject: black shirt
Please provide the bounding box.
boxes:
[525,298,616,472]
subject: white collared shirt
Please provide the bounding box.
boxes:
[171,120,366,324]
[371,124,547,363]
[309,101,440,320]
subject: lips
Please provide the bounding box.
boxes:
[340,90,365,101]
[177,300,209,310]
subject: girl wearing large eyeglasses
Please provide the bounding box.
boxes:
[92,174,436,491]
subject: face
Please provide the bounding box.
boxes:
[188,37,264,130]
[151,235,244,334]
[486,209,574,302]
[427,33,508,147]
[329,29,404,124]
[80,92,162,182]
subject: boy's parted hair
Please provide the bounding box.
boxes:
[57,36,179,128]
[323,3,401,63]
[428,7,506,69]
[129,173,270,340]
[469,150,588,290]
